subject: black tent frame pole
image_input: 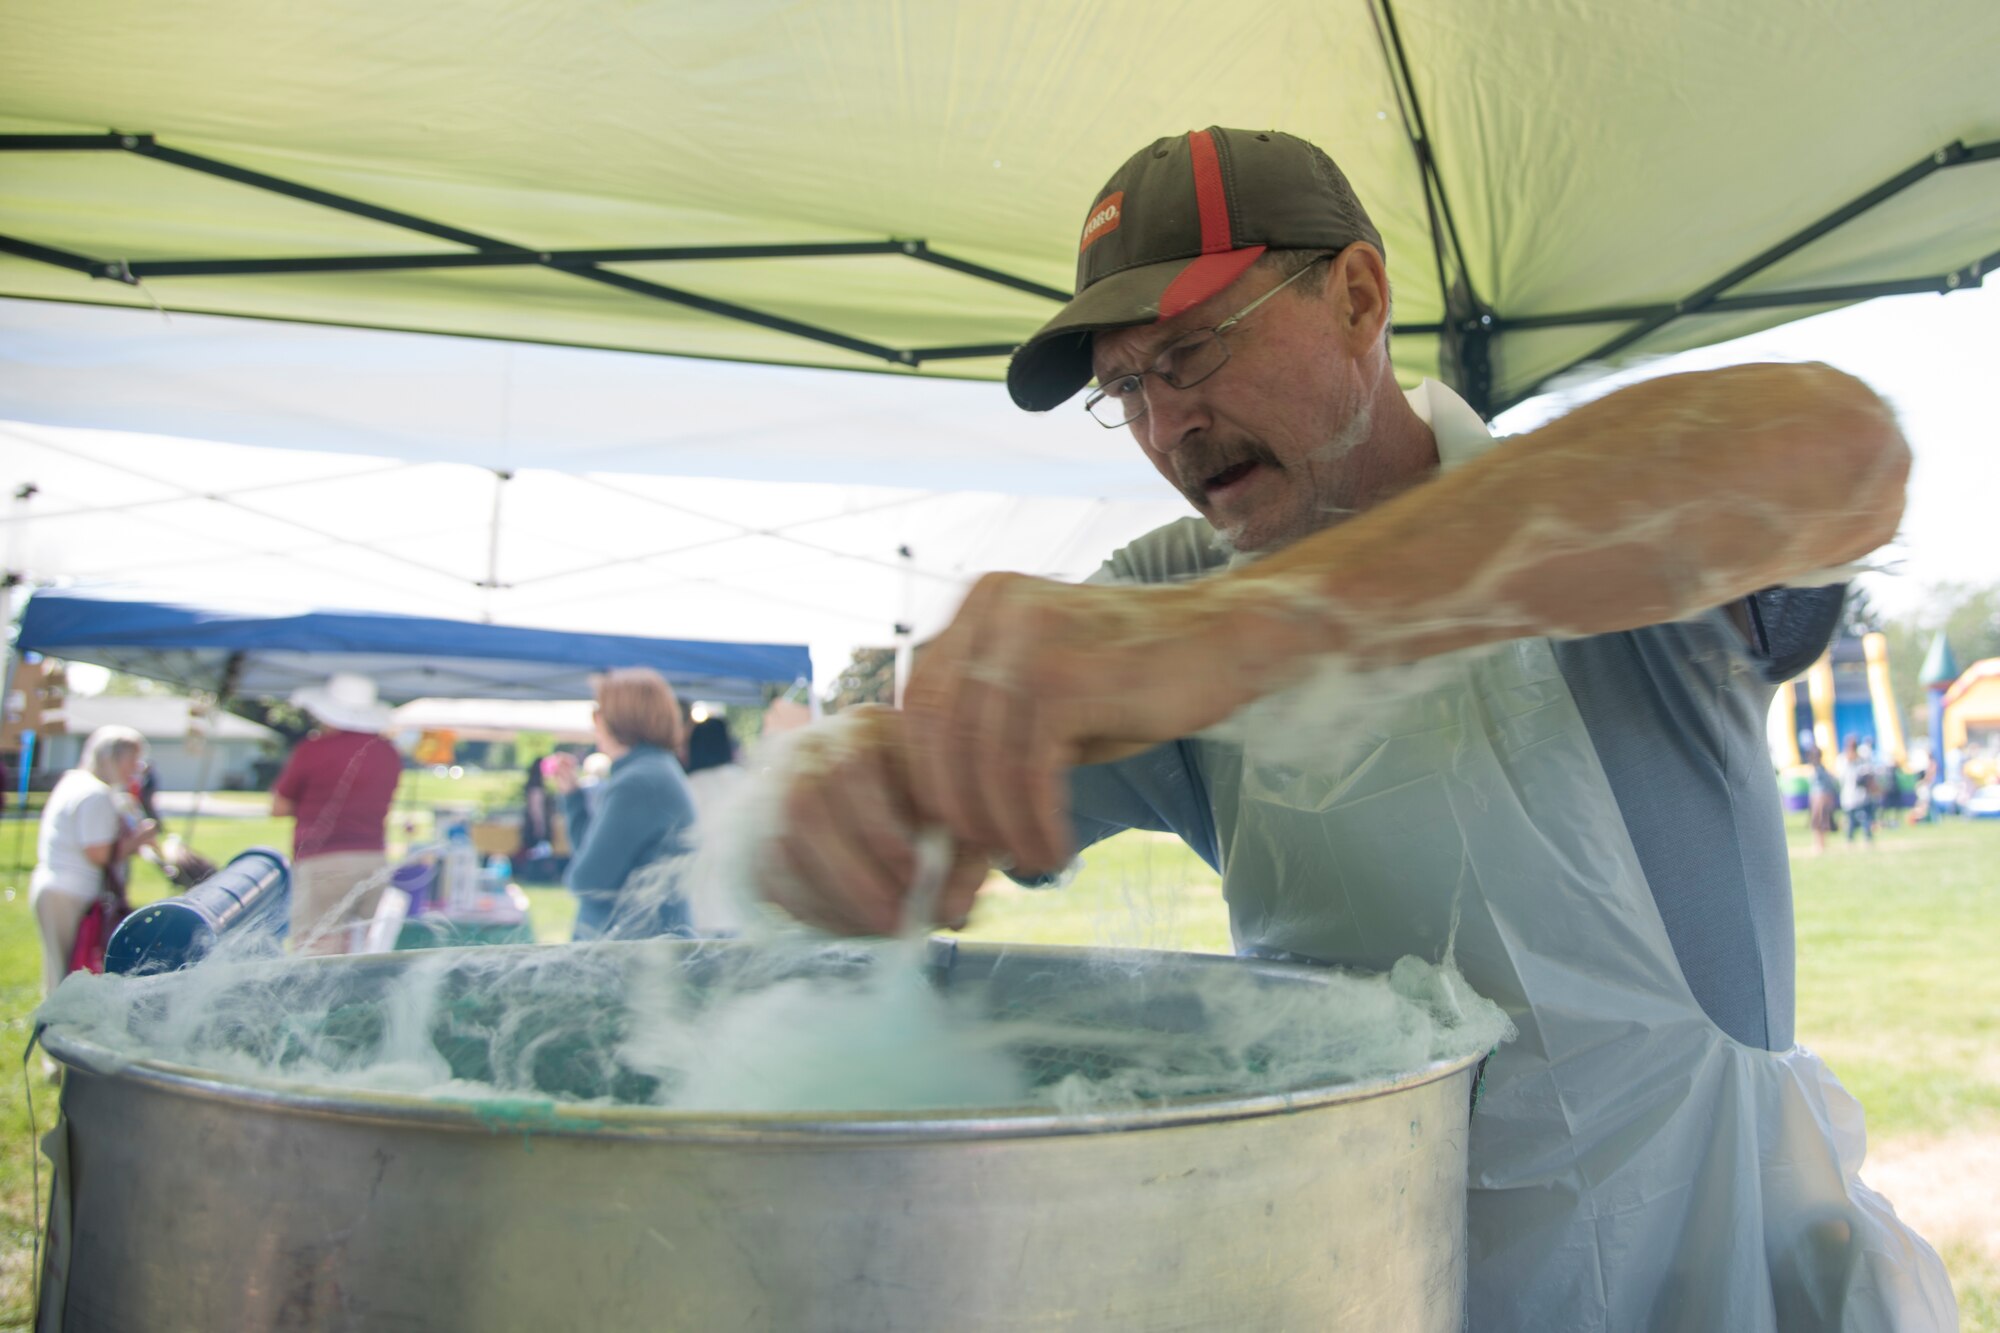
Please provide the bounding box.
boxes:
[1495,254,2000,333]
[0,134,128,151]
[136,137,521,253]
[0,132,1070,368]
[899,241,1070,302]
[1356,14,1998,418]
[118,242,903,277]
[1490,138,2000,415]
[0,235,114,281]
[0,133,1993,399]
[1371,0,1497,416]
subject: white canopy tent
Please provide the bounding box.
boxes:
[0,413,1189,690]
[0,298,1161,498]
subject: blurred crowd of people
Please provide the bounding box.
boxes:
[1800,734,1957,855]
[30,657,1988,1002]
[26,665,800,1005]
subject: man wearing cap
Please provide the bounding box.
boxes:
[272,672,405,955]
[763,128,1951,1327]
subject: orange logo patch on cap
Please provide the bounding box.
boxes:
[1079,191,1124,253]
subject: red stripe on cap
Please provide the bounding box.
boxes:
[1159,246,1265,321]
[1188,130,1232,254]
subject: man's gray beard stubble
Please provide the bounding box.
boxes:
[1213,400,1375,565]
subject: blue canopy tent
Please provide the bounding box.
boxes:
[16,588,811,708]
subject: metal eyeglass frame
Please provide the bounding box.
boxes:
[1083,252,1336,429]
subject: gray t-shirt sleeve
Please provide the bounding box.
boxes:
[1067,741,1222,871]
[1088,517,1229,587]
[1003,742,1219,890]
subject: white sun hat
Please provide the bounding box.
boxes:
[290,672,394,733]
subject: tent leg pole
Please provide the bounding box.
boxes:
[180,720,220,857]
[893,544,916,708]
[6,731,32,891]
[482,469,511,624]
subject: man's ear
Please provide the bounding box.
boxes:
[1332,244,1392,351]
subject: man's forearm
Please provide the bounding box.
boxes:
[1207,362,1907,673]
[887,362,1906,870]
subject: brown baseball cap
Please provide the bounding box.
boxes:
[1007,127,1384,412]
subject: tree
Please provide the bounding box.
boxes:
[100,669,174,697]
[823,648,896,714]
[1935,583,2000,665]
[722,706,767,749]
[224,696,315,746]
[1878,582,2000,736]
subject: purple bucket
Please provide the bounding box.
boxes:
[391,860,437,916]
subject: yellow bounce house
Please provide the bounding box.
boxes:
[1769,632,1912,811]
[1943,658,2000,790]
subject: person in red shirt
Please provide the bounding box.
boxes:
[271,673,404,954]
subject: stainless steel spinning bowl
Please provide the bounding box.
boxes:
[38,940,1479,1332]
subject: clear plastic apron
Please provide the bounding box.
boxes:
[1200,634,1957,1330]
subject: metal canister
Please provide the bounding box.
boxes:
[102,846,290,975]
[41,940,1478,1331]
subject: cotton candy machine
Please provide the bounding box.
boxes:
[36,939,1489,1332]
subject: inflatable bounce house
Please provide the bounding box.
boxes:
[1770,632,1913,812]
[1939,653,2000,815]
[1778,626,2000,819]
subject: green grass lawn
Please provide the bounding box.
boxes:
[959,830,1230,954]
[1782,816,2000,1330]
[0,808,1992,1327]
[1787,819,2000,1141]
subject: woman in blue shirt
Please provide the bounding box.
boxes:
[545,668,697,940]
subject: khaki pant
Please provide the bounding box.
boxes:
[291,851,389,955]
[34,889,94,999]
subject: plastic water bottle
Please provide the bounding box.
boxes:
[443,825,480,915]
[480,854,511,908]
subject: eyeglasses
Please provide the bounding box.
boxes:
[1083,253,1335,429]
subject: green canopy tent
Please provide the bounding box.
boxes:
[2,0,1995,420]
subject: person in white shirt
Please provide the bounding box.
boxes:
[30,725,156,999]
[1839,734,1879,844]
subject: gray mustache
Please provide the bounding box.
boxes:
[1174,439,1277,493]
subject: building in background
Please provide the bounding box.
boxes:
[40,695,279,791]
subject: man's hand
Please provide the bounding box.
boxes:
[764,708,991,936]
[900,573,1308,877]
